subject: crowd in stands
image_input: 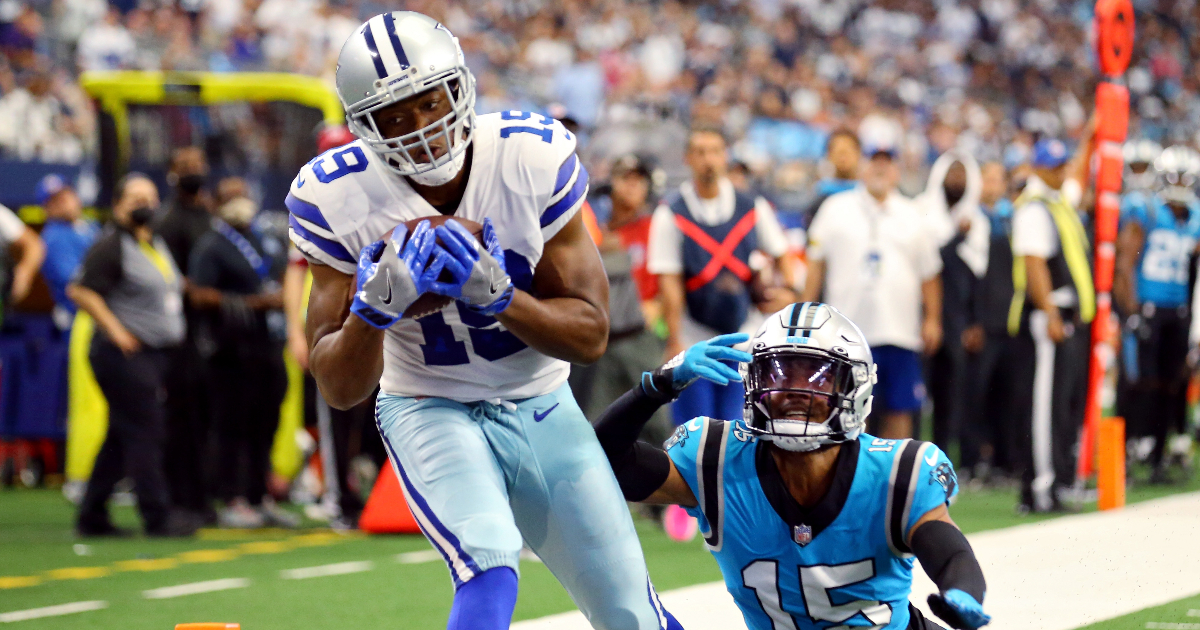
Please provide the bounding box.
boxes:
[1,0,1199,530]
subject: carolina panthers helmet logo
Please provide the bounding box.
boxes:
[930,462,957,499]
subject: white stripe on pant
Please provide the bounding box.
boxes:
[1029,310,1058,512]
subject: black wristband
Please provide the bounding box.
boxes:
[910,520,986,603]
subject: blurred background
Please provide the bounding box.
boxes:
[1,0,1199,627]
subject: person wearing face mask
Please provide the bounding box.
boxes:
[187,183,290,528]
[918,151,987,473]
[67,173,195,537]
[155,146,216,524]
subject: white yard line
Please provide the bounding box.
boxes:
[280,561,374,580]
[0,601,108,623]
[395,550,442,564]
[514,492,1200,630]
[142,578,251,599]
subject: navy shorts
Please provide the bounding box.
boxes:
[871,345,926,414]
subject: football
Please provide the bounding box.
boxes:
[396,214,485,320]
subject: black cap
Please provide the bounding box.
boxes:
[611,154,651,179]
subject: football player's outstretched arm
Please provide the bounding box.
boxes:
[1113,221,1143,316]
[496,211,611,364]
[592,334,752,507]
[907,506,991,630]
[305,263,385,410]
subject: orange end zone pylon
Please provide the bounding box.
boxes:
[1097,417,1126,511]
[358,463,423,534]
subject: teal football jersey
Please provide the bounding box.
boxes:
[666,418,958,630]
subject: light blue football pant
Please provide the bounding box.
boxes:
[376,382,675,630]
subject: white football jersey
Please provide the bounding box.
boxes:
[286,111,589,402]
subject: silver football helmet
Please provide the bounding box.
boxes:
[1154,145,1200,206]
[1123,139,1162,192]
[335,12,476,186]
[742,303,876,452]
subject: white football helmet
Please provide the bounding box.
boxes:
[1123,139,1162,192]
[335,12,476,186]
[1154,145,1200,206]
[742,303,876,452]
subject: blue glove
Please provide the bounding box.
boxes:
[428,218,514,316]
[350,220,440,329]
[640,333,753,402]
[927,589,991,630]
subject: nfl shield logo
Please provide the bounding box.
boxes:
[793,524,813,546]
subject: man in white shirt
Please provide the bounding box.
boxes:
[802,142,943,439]
[647,125,793,424]
[1008,138,1094,513]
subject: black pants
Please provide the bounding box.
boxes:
[929,340,968,461]
[1125,306,1190,467]
[209,343,287,506]
[1011,310,1090,510]
[78,338,173,533]
[960,331,1021,473]
[163,339,211,514]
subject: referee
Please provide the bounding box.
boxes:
[1009,139,1095,513]
[67,173,194,537]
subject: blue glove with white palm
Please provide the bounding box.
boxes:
[928,589,991,630]
[640,333,753,402]
[429,218,514,316]
[350,220,440,329]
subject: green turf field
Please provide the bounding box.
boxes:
[1077,592,1200,630]
[1,475,1197,629]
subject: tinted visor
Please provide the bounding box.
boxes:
[749,353,853,423]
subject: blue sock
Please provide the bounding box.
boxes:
[446,567,518,630]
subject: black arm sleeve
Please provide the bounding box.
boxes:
[592,386,672,502]
[910,520,986,602]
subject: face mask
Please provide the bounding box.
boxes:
[177,174,207,195]
[128,205,156,227]
[944,184,966,207]
[219,197,258,228]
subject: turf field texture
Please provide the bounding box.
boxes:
[1,475,1197,629]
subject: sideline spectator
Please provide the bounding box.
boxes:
[37,174,98,328]
[803,141,943,439]
[573,155,667,433]
[960,162,1018,481]
[157,146,213,274]
[67,173,194,537]
[648,125,792,424]
[802,128,862,227]
[75,7,135,71]
[920,150,985,461]
[1009,138,1095,513]
[188,187,290,528]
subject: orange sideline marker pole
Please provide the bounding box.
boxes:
[1096,417,1125,511]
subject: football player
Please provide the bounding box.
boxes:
[1116,145,1200,482]
[594,303,991,630]
[288,12,681,630]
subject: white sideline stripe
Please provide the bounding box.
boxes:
[395,550,442,564]
[0,601,107,623]
[281,561,374,580]
[143,578,250,599]
[513,492,1200,630]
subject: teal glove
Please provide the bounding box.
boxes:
[928,589,991,630]
[640,333,753,402]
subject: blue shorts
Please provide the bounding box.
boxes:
[871,345,925,414]
[375,382,674,630]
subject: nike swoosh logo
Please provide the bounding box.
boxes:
[925,450,939,466]
[297,176,306,188]
[533,403,559,423]
[381,268,394,305]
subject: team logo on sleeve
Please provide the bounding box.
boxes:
[930,462,957,499]
[664,425,689,450]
